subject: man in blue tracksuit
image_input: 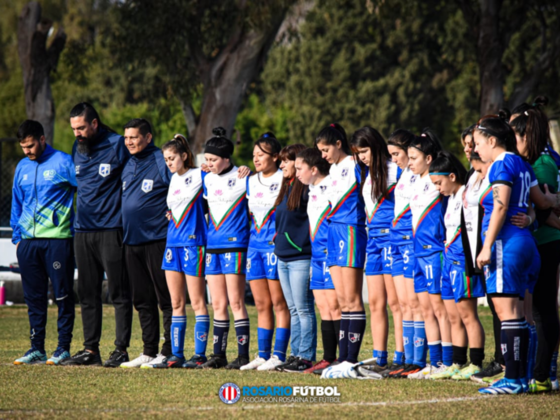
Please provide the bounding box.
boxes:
[118,118,173,368]
[11,120,76,366]
[62,103,133,367]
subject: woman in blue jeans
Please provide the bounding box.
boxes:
[274,143,317,372]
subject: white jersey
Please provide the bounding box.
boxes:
[308,175,331,258]
[393,167,416,225]
[363,160,399,229]
[328,155,365,225]
[463,171,490,266]
[247,170,283,249]
[444,186,465,258]
[410,174,440,230]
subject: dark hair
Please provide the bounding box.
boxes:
[297,147,330,177]
[69,102,116,133]
[123,118,153,137]
[475,111,518,153]
[511,95,549,116]
[351,126,391,199]
[469,150,482,162]
[204,127,234,158]
[461,124,476,146]
[510,109,548,164]
[387,128,415,150]
[408,128,443,160]
[17,120,44,141]
[429,151,468,185]
[254,132,281,169]
[315,123,351,155]
[162,133,195,169]
[275,143,308,211]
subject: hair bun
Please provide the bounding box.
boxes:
[533,95,549,107]
[498,109,511,121]
[212,127,226,137]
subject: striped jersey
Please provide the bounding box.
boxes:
[391,167,416,244]
[444,186,465,260]
[463,171,489,267]
[203,166,250,250]
[410,174,445,257]
[363,160,399,233]
[247,170,283,251]
[328,155,365,225]
[166,168,207,247]
[308,175,331,259]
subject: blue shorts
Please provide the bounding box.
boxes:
[441,257,485,302]
[414,253,442,294]
[391,242,414,278]
[205,251,247,275]
[310,258,334,290]
[484,235,538,297]
[327,223,367,268]
[365,232,392,276]
[246,249,279,281]
[161,246,205,277]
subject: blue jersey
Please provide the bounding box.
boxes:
[327,156,366,226]
[391,167,416,245]
[410,174,446,257]
[481,152,537,239]
[203,166,250,251]
[308,175,331,260]
[363,161,399,234]
[444,186,465,261]
[247,170,283,251]
[166,168,207,247]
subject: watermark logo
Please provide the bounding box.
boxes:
[219,383,241,405]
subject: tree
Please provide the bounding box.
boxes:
[17,1,66,144]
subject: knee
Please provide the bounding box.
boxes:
[254,297,272,314]
[190,298,206,313]
[388,299,401,315]
[171,299,185,313]
[229,298,245,314]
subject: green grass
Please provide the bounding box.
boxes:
[0,305,558,419]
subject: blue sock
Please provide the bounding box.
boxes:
[258,328,273,360]
[338,312,350,362]
[393,351,404,366]
[403,320,414,364]
[347,311,366,363]
[194,315,210,356]
[413,321,427,368]
[428,341,442,366]
[373,349,388,366]
[234,318,250,357]
[171,316,187,358]
[273,327,290,362]
[527,324,537,381]
[213,319,230,356]
[442,342,453,367]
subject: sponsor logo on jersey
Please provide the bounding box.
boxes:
[256,192,264,198]
[311,194,317,201]
[43,169,56,181]
[348,332,361,343]
[219,383,241,405]
[215,189,223,196]
[237,335,248,345]
[206,254,212,265]
[196,332,207,342]
[227,178,236,188]
[165,249,172,263]
[270,183,279,192]
[411,175,417,183]
[142,179,154,193]
[341,168,349,177]
[75,166,80,175]
[122,181,126,190]
[99,163,111,177]
[423,183,429,192]
[185,176,192,186]
[455,201,461,211]
[173,189,181,195]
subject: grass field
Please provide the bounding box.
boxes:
[1,305,559,419]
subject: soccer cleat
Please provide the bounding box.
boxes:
[182,354,208,369]
[321,361,357,379]
[551,379,559,391]
[394,364,424,378]
[303,359,331,374]
[356,365,383,379]
[282,357,313,373]
[313,360,340,375]
[240,355,267,371]
[376,363,403,377]
[197,354,228,369]
[120,354,154,368]
[258,355,285,371]
[470,360,503,384]
[483,371,505,384]
[60,349,102,366]
[479,378,524,395]
[14,349,47,365]
[140,354,167,368]
[528,378,553,393]
[359,362,388,374]
[408,364,434,379]
[385,363,410,378]
[431,363,461,380]
[103,349,129,368]
[46,348,70,366]
[451,363,480,380]
[274,355,297,372]
[225,355,250,370]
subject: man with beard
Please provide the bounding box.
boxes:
[61,103,133,367]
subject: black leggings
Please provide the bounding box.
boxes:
[533,241,560,382]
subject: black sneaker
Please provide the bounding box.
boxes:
[152,355,184,369]
[60,349,102,366]
[470,360,504,384]
[383,363,409,378]
[275,355,297,372]
[196,354,228,369]
[225,355,250,370]
[314,359,341,375]
[394,363,423,378]
[282,357,313,373]
[183,354,208,369]
[103,349,129,368]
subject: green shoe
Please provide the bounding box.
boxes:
[452,363,481,380]
[529,378,552,393]
[430,363,461,380]
[483,371,505,384]
[14,349,47,365]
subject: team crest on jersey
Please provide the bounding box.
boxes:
[341,168,349,177]
[43,169,56,181]
[185,176,192,186]
[423,183,429,192]
[228,178,236,188]
[197,332,207,342]
[411,175,417,183]
[165,249,172,263]
[348,333,361,343]
[237,335,248,346]
[142,179,154,193]
[414,337,425,347]
[270,183,279,192]
[99,163,111,177]
[75,166,80,175]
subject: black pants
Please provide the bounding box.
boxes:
[533,241,560,382]
[125,240,172,357]
[75,230,132,352]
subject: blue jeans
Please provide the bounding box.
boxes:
[278,259,317,361]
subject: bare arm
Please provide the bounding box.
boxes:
[477,185,511,269]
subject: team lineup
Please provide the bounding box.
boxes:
[9,98,560,395]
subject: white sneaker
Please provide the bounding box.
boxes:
[240,355,267,371]
[408,364,432,379]
[428,363,448,379]
[552,379,559,391]
[120,354,154,368]
[141,354,166,368]
[257,355,284,371]
[321,361,357,379]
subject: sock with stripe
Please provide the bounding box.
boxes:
[403,320,415,364]
[194,315,210,356]
[373,349,388,366]
[273,327,290,362]
[550,351,558,380]
[234,318,250,357]
[258,328,273,360]
[321,320,338,362]
[413,321,427,368]
[213,319,230,356]
[442,342,453,367]
[452,345,468,366]
[393,351,405,366]
[338,313,350,362]
[501,318,527,380]
[347,311,366,363]
[469,347,484,368]
[428,341,442,366]
[171,316,186,358]
[526,323,537,381]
